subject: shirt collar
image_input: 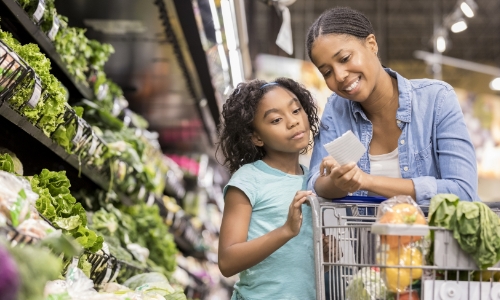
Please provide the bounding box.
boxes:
[350,68,412,123]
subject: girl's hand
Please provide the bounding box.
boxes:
[323,234,342,263]
[328,162,368,193]
[283,191,313,238]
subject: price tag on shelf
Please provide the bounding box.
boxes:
[48,15,60,41]
[109,263,120,283]
[88,134,99,156]
[101,263,113,285]
[96,83,109,101]
[26,76,42,108]
[72,118,85,146]
[33,0,45,23]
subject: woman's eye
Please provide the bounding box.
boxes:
[341,55,350,63]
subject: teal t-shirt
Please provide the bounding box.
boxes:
[223,160,315,300]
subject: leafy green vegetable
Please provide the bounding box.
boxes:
[428,194,500,269]
[0,153,14,173]
[123,272,186,299]
[31,169,103,252]
[124,203,178,277]
[0,148,23,175]
[52,106,84,153]
[77,254,92,278]
[0,29,67,136]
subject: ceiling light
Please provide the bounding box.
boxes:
[450,20,467,33]
[460,2,474,18]
[490,77,500,91]
[436,36,447,53]
[460,0,478,18]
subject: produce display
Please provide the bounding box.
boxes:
[0,1,230,299]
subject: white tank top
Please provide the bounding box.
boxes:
[367,148,402,196]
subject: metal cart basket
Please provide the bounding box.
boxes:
[308,195,500,300]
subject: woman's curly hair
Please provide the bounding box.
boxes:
[217,77,320,174]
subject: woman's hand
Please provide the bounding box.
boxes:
[283,190,314,238]
[320,156,369,193]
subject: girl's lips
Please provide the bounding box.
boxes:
[292,132,305,140]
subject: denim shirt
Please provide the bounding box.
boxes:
[307,68,479,205]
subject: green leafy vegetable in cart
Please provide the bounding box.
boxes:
[428,194,500,269]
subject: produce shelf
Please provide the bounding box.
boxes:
[0,100,117,197]
[0,0,94,100]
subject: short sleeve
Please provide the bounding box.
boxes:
[223,166,258,206]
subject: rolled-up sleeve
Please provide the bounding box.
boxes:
[411,176,437,205]
[427,87,478,202]
[307,99,339,193]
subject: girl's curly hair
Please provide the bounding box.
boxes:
[217,77,320,174]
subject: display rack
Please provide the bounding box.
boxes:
[0,0,94,100]
[0,0,221,298]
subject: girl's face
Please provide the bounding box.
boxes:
[251,87,310,155]
[310,34,381,103]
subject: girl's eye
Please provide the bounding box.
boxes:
[271,118,282,124]
[322,70,331,78]
[293,107,302,114]
[341,55,351,63]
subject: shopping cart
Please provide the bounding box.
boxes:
[308,195,500,300]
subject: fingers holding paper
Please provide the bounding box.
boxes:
[328,162,367,193]
[319,156,338,176]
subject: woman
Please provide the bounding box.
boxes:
[306,7,478,205]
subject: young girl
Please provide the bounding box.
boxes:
[217,78,320,299]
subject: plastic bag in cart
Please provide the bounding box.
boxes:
[375,196,426,294]
[376,195,427,249]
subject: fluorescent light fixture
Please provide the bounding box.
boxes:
[229,50,244,86]
[490,77,500,91]
[460,2,475,18]
[451,20,467,33]
[221,0,237,50]
[436,36,447,53]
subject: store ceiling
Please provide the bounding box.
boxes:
[248,0,500,70]
[55,0,217,153]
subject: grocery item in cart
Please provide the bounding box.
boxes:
[345,267,387,300]
[378,246,423,293]
[376,196,427,249]
[428,193,500,269]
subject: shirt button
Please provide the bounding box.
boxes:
[400,140,405,145]
[396,120,401,124]
[404,166,409,171]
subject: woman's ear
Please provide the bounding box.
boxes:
[365,34,378,56]
[251,132,264,147]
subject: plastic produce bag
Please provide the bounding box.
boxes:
[346,267,387,300]
[375,196,426,294]
[376,195,427,248]
[0,170,38,226]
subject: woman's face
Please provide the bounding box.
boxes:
[310,34,381,103]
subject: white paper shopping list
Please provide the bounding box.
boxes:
[323,130,366,166]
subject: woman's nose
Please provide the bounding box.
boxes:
[334,67,348,83]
